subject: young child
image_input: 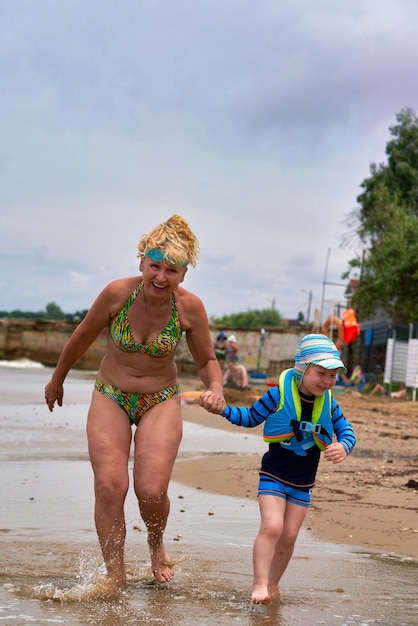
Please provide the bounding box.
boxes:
[207,334,356,604]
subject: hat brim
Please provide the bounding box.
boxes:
[312,358,347,373]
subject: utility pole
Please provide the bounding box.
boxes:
[306,290,312,324]
[320,248,346,325]
[320,248,331,327]
[302,289,313,324]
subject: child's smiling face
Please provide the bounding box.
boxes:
[299,364,340,396]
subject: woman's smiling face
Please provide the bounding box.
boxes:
[140,256,187,294]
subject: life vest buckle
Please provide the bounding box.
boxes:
[299,421,322,434]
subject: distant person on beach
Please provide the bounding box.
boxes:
[205,334,356,604]
[213,331,228,371]
[226,334,239,359]
[369,382,406,399]
[336,364,366,391]
[223,356,249,389]
[44,214,225,595]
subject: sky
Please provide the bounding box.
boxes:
[1,0,418,323]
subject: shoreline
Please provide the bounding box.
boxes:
[2,367,418,561]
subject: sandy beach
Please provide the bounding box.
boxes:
[1,364,418,625]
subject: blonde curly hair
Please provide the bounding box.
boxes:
[137,214,199,268]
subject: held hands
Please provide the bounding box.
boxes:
[44,379,64,413]
[323,442,347,465]
[199,389,226,414]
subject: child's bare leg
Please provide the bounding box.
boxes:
[251,496,286,603]
[252,533,274,603]
[267,501,308,596]
[266,540,294,599]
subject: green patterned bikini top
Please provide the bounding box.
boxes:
[108,281,182,357]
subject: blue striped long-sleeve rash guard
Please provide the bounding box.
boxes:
[221,385,356,488]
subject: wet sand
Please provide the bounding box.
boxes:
[1,365,418,625]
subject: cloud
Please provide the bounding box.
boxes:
[1,0,417,321]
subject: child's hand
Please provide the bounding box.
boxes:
[323,442,347,464]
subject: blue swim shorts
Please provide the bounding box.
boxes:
[258,474,313,507]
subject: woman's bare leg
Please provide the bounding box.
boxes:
[87,392,132,591]
[133,395,183,582]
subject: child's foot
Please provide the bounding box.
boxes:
[150,543,174,583]
[268,584,281,601]
[251,584,272,604]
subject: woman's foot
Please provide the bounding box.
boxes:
[150,543,174,583]
[51,574,125,602]
[86,574,125,598]
[103,562,126,593]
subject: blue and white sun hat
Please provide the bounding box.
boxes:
[293,333,347,385]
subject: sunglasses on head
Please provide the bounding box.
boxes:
[145,248,187,267]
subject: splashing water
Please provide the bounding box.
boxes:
[33,553,115,603]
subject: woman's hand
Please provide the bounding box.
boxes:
[44,379,64,412]
[199,389,226,414]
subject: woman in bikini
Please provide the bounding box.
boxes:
[44,214,225,595]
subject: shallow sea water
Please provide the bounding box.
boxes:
[1,364,417,625]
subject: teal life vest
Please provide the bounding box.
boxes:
[263,369,333,452]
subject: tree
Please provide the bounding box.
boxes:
[44,302,66,320]
[212,307,285,329]
[345,108,418,323]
